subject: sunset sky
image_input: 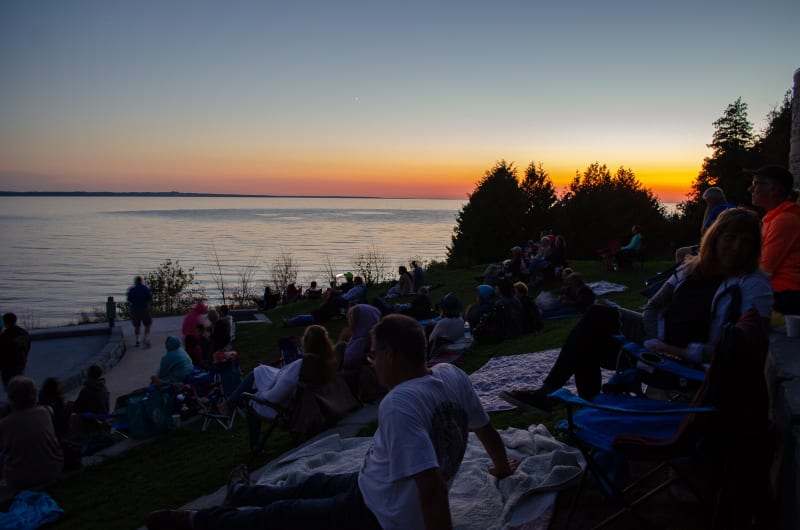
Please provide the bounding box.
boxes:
[1,1,797,202]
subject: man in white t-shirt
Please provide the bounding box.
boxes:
[146,314,517,530]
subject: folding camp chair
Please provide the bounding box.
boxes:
[194,350,245,431]
[551,307,770,529]
[242,355,361,455]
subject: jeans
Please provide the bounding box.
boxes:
[193,472,381,530]
[543,305,644,399]
[224,371,255,409]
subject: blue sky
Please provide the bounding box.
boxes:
[0,0,797,199]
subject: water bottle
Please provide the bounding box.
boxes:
[464,322,471,340]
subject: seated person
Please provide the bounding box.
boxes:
[465,284,496,328]
[675,186,735,263]
[38,377,69,440]
[338,272,355,293]
[282,283,303,304]
[501,208,773,413]
[337,304,383,393]
[69,364,111,434]
[615,225,643,270]
[513,281,544,333]
[305,281,323,299]
[411,260,425,292]
[384,266,414,299]
[0,376,64,492]
[373,286,434,320]
[749,165,800,314]
[256,286,280,310]
[507,246,528,282]
[427,292,465,354]
[494,278,525,339]
[151,336,194,385]
[147,314,517,530]
[537,271,596,318]
[71,364,110,415]
[282,277,368,327]
[217,325,339,418]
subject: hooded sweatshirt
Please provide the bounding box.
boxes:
[761,200,800,292]
[181,302,208,339]
[158,336,194,383]
[342,304,383,370]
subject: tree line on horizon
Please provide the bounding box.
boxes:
[447,91,793,265]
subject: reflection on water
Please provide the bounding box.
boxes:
[0,196,464,327]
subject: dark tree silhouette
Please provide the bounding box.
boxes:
[447,160,528,267]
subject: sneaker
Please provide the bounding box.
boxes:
[499,389,553,414]
[135,340,140,347]
[146,509,194,530]
[223,464,251,507]
[144,338,151,348]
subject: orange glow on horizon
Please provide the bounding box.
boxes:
[11,157,702,203]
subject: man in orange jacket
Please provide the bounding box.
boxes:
[749,165,800,314]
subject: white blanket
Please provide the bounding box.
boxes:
[470,351,614,413]
[586,280,628,296]
[257,426,585,529]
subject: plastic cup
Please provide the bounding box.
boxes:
[786,315,800,338]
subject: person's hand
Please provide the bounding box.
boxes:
[489,457,520,479]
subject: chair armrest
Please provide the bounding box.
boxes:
[549,388,715,415]
[240,392,282,409]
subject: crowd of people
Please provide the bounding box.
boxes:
[1,164,798,527]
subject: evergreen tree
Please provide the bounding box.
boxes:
[553,163,666,258]
[447,160,528,267]
[695,98,757,206]
[521,162,558,236]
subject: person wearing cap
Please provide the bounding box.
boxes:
[428,292,465,354]
[465,285,496,328]
[749,165,800,314]
[0,376,64,491]
[675,187,736,263]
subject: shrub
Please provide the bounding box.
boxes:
[352,243,391,285]
[144,259,205,315]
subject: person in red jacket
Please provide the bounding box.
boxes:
[749,165,800,314]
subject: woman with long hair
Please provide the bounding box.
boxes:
[217,325,338,418]
[501,207,773,412]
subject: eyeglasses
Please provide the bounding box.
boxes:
[750,179,773,189]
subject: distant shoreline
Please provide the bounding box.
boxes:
[0,190,386,199]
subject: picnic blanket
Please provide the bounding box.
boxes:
[256,427,585,529]
[586,280,628,296]
[470,350,614,413]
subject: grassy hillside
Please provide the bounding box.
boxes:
[46,259,672,529]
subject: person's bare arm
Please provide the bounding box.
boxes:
[413,467,453,530]
[473,423,519,478]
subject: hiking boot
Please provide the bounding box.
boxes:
[146,509,194,530]
[499,389,553,414]
[223,464,251,507]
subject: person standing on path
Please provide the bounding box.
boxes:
[127,276,153,347]
[0,313,32,390]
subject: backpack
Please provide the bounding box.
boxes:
[472,306,505,344]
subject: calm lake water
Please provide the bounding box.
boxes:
[0,196,464,327]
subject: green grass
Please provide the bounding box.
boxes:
[46,259,672,529]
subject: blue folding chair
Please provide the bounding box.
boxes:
[552,308,770,529]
